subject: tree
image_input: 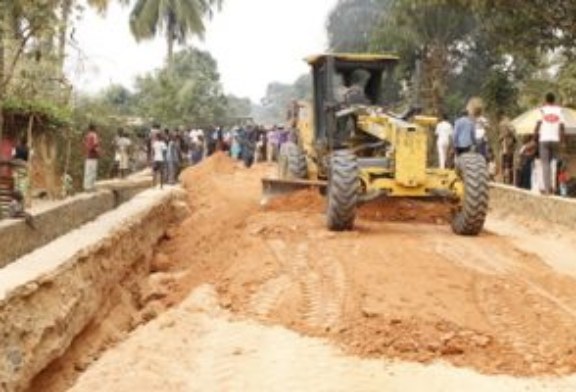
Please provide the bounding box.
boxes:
[326,0,390,52]
[0,0,61,143]
[100,84,134,115]
[370,0,477,114]
[129,0,222,61]
[252,74,313,125]
[225,95,252,118]
[132,47,227,127]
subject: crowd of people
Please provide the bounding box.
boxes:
[142,123,294,187]
[77,91,572,199]
[77,122,296,193]
[4,91,571,226]
[434,93,572,197]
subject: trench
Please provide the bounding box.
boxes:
[0,187,188,392]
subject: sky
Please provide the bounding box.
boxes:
[67,0,339,103]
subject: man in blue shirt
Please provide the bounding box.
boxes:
[453,109,478,156]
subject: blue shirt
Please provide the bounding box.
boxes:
[453,116,476,149]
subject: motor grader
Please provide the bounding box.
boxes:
[264,53,488,235]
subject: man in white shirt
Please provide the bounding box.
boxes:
[534,92,566,194]
[116,128,132,178]
[435,113,453,169]
[151,133,167,188]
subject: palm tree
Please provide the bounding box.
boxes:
[129,0,221,62]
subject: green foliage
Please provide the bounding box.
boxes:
[132,47,227,127]
[481,69,519,118]
[99,84,135,115]
[327,0,389,52]
[253,74,312,125]
[225,95,251,118]
[2,97,72,129]
[457,0,576,57]
[129,0,222,59]
[556,63,576,108]
[325,0,575,117]
[371,0,478,113]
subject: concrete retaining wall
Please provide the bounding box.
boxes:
[489,183,576,230]
[0,188,188,392]
[0,176,152,269]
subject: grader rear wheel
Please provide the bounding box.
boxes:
[327,150,359,231]
[278,142,307,179]
[451,153,489,236]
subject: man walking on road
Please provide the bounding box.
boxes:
[534,92,566,195]
[83,124,100,192]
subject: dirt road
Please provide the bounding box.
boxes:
[70,154,576,391]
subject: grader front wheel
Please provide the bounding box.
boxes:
[327,150,359,231]
[451,153,489,236]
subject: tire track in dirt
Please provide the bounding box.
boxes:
[474,277,576,374]
[248,274,292,317]
[182,287,248,392]
[263,239,347,331]
[315,250,347,329]
[432,236,509,275]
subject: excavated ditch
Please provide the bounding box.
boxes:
[0,188,188,392]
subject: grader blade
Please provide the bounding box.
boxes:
[261,178,327,205]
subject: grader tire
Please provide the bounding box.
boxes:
[278,142,307,179]
[327,150,359,231]
[451,153,489,236]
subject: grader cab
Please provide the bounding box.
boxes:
[265,53,489,235]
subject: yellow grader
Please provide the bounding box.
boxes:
[264,54,489,235]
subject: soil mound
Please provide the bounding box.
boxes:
[264,190,325,213]
[264,190,452,224]
[180,152,238,187]
[358,198,452,224]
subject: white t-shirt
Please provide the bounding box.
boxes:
[189,129,203,144]
[152,140,167,162]
[539,104,565,142]
[435,120,453,144]
[475,116,488,140]
[117,136,131,152]
[475,126,486,140]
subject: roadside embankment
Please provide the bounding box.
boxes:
[0,175,152,268]
[489,183,576,229]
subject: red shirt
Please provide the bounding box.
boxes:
[85,131,100,159]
